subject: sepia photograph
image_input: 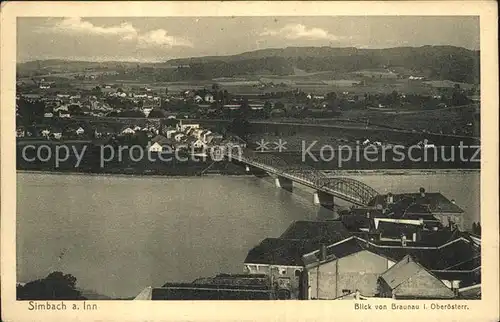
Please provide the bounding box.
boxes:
[1,1,499,321]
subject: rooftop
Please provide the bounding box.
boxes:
[279,220,351,241]
[140,284,273,300]
[379,255,456,299]
[245,238,315,266]
[380,255,423,289]
[369,192,464,214]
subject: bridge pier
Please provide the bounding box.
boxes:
[313,191,335,210]
[275,176,293,192]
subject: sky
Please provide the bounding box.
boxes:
[17,16,480,62]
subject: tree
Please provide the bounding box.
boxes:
[274,101,285,110]
[148,109,165,118]
[228,117,251,141]
[263,101,273,118]
[17,272,86,300]
[239,98,251,118]
[17,98,45,125]
[326,92,337,103]
[223,89,230,104]
[91,86,102,97]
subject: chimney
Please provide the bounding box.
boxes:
[401,235,407,247]
[320,244,327,261]
[387,193,394,204]
[419,187,426,198]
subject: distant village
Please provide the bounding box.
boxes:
[135,188,481,301]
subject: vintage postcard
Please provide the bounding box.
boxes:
[1,1,498,321]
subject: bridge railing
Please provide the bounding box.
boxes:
[223,149,379,206]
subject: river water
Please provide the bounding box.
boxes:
[16,171,480,299]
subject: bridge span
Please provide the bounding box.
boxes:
[224,148,380,208]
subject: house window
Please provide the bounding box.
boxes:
[279,268,287,275]
[295,269,302,277]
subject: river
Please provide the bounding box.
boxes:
[16,171,480,299]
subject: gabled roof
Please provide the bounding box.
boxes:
[369,192,464,214]
[152,284,272,300]
[302,237,369,266]
[244,238,315,266]
[279,220,351,241]
[151,135,171,145]
[458,284,481,299]
[380,255,422,289]
[381,256,456,299]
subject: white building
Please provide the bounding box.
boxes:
[193,139,207,149]
[174,133,185,142]
[194,95,203,103]
[76,127,85,135]
[149,142,165,153]
[166,129,177,139]
[204,93,215,103]
[52,132,62,140]
[122,127,136,135]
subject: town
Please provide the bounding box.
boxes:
[134,187,481,300]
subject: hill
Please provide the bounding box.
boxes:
[167,46,480,83]
[17,46,480,84]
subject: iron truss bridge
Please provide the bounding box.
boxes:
[225,148,380,207]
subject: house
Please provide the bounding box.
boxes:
[377,255,456,299]
[44,112,54,118]
[165,129,178,139]
[368,188,465,230]
[51,131,63,140]
[457,284,481,299]
[192,139,207,150]
[333,290,384,300]
[191,128,204,139]
[279,220,352,242]
[204,93,215,103]
[121,127,136,135]
[149,135,173,152]
[149,142,167,153]
[41,129,51,138]
[16,127,25,138]
[134,274,290,300]
[201,130,213,143]
[302,237,396,299]
[194,95,203,103]
[244,238,313,299]
[134,284,272,301]
[59,112,71,118]
[174,133,185,142]
[54,105,69,113]
[177,121,199,132]
[76,127,85,135]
